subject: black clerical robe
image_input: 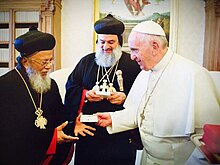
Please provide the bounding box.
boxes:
[0,64,71,165]
[65,52,141,165]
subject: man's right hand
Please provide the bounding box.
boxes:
[56,121,79,144]
[86,90,104,102]
[96,112,112,127]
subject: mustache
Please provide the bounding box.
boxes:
[103,48,112,51]
[95,45,122,67]
[26,67,51,93]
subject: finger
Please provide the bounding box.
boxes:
[77,112,83,118]
[86,126,96,131]
[97,120,104,126]
[85,130,95,136]
[79,131,86,137]
[57,121,68,131]
[74,129,79,136]
[90,92,99,97]
[110,92,116,96]
[83,129,95,136]
[96,112,105,118]
[79,112,83,117]
[97,121,104,127]
[99,120,108,127]
[76,113,83,121]
[66,135,79,141]
[74,132,78,136]
[107,95,113,100]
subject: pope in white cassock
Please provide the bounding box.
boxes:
[97,20,220,165]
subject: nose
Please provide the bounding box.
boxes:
[102,42,110,50]
[44,62,52,70]
[130,53,136,61]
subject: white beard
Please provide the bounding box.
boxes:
[26,67,51,94]
[95,45,122,67]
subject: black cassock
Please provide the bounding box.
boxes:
[0,64,72,165]
[65,52,141,165]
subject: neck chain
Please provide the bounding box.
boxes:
[140,53,173,126]
[15,68,47,129]
[104,61,119,85]
[93,61,119,92]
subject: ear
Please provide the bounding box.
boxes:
[152,41,159,56]
[152,41,159,50]
[21,57,29,68]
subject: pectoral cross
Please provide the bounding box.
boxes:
[34,108,47,129]
[140,94,151,127]
[35,116,47,129]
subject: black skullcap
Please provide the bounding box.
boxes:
[94,14,125,35]
[14,26,56,57]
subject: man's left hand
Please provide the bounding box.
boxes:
[74,113,96,137]
[107,92,126,105]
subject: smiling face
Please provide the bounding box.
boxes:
[128,31,167,71]
[95,34,122,67]
[97,34,119,54]
[128,32,156,71]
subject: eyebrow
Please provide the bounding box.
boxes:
[37,57,53,60]
[130,47,138,51]
[99,39,115,43]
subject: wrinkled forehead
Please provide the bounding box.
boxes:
[128,31,143,44]
[30,50,53,60]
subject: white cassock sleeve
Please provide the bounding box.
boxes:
[107,70,150,134]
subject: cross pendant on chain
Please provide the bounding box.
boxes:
[140,93,152,127]
[35,107,43,116]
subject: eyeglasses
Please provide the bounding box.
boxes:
[29,59,54,67]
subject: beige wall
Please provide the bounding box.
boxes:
[61,0,94,68]
[177,0,205,65]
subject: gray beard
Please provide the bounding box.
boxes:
[95,45,122,67]
[26,67,51,94]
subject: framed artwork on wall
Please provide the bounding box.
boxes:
[94,0,178,52]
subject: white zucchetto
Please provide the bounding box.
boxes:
[132,20,166,36]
